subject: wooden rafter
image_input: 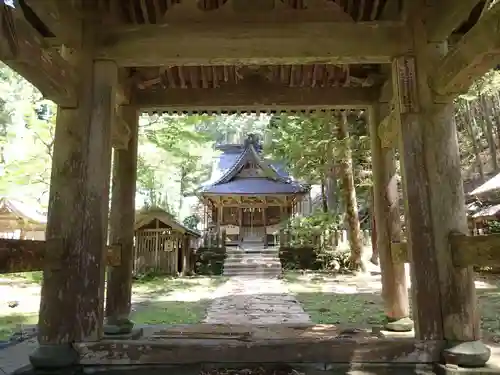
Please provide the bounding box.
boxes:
[431,3,500,97]
[133,85,377,113]
[0,4,77,107]
[96,21,409,66]
[424,0,482,42]
[22,0,82,46]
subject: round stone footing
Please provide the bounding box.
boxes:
[384,317,414,332]
[103,317,135,335]
[29,344,79,369]
[443,340,491,368]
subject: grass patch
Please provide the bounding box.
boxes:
[131,300,210,325]
[284,270,500,337]
[0,275,228,340]
[0,313,38,340]
[2,272,43,284]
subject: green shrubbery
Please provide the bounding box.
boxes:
[279,211,353,272]
[195,247,226,275]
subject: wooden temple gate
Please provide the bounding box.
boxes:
[1,0,500,370]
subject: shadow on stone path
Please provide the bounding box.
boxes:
[203,276,311,324]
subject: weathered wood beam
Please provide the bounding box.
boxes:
[0,238,121,274]
[392,233,500,267]
[377,103,399,148]
[112,107,131,150]
[133,86,378,112]
[431,3,500,97]
[105,107,139,333]
[75,335,444,365]
[97,22,410,66]
[450,233,500,267]
[424,0,482,42]
[0,4,77,106]
[22,0,81,46]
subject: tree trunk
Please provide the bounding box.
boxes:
[464,101,485,181]
[326,171,338,214]
[480,95,498,172]
[320,180,328,213]
[369,187,379,265]
[337,111,365,272]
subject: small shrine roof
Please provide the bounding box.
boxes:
[199,137,307,195]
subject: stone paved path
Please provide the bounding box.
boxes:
[204,275,311,324]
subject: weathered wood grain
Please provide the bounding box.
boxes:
[133,86,377,112]
[112,107,131,150]
[396,6,479,343]
[105,106,139,324]
[74,337,444,365]
[0,238,122,273]
[22,0,81,46]
[393,55,443,340]
[37,55,116,343]
[0,4,77,106]
[97,22,410,66]
[450,233,500,267]
[431,3,500,97]
[424,0,482,42]
[369,105,410,321]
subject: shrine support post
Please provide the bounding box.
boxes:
[368,104,412,332]
[392,7,489,366]
[30,57,117,367]
[104,106,140,335]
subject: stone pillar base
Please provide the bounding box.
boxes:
[443,340,491,368]
[384,317,414,332]
[103,317,135,335]
[29,343,79,369]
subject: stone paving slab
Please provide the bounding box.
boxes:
[204,276,311,324]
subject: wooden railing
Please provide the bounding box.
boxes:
[0,238,121,274]
[2,231,500,274]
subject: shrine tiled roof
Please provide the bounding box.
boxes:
[198,141,307,195]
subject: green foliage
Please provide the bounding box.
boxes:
[195,247,227,275]
[486,220,500,234]
[266,113,336,183]
[0,63,55,207]
[183,214,200,230]
[280,210,352,272]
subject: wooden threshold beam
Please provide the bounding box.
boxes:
[424,0,482,42]
[97,22,410,66]
[431,3,500,97]
[391,233,500,267]
[133,86,378,112]
[22,0,81,47]
[0,239,121,273]
[0,4,77,107]
[75,335,443,365]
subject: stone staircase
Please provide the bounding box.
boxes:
[223,242,282,277]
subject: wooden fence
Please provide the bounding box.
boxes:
[133,229,180,275]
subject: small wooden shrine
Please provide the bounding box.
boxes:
[134,207,200,275]
[0,197,46,239]
[198,135,307,246]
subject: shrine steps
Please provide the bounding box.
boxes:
[223,243,282,277]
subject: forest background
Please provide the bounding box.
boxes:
[1,63,499,243]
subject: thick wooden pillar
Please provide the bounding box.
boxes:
[394,5,489,366]
[30,59,117,367]
[368,105,412,332]
[104,106,139,335]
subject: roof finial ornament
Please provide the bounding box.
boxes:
[244,133,262,151]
